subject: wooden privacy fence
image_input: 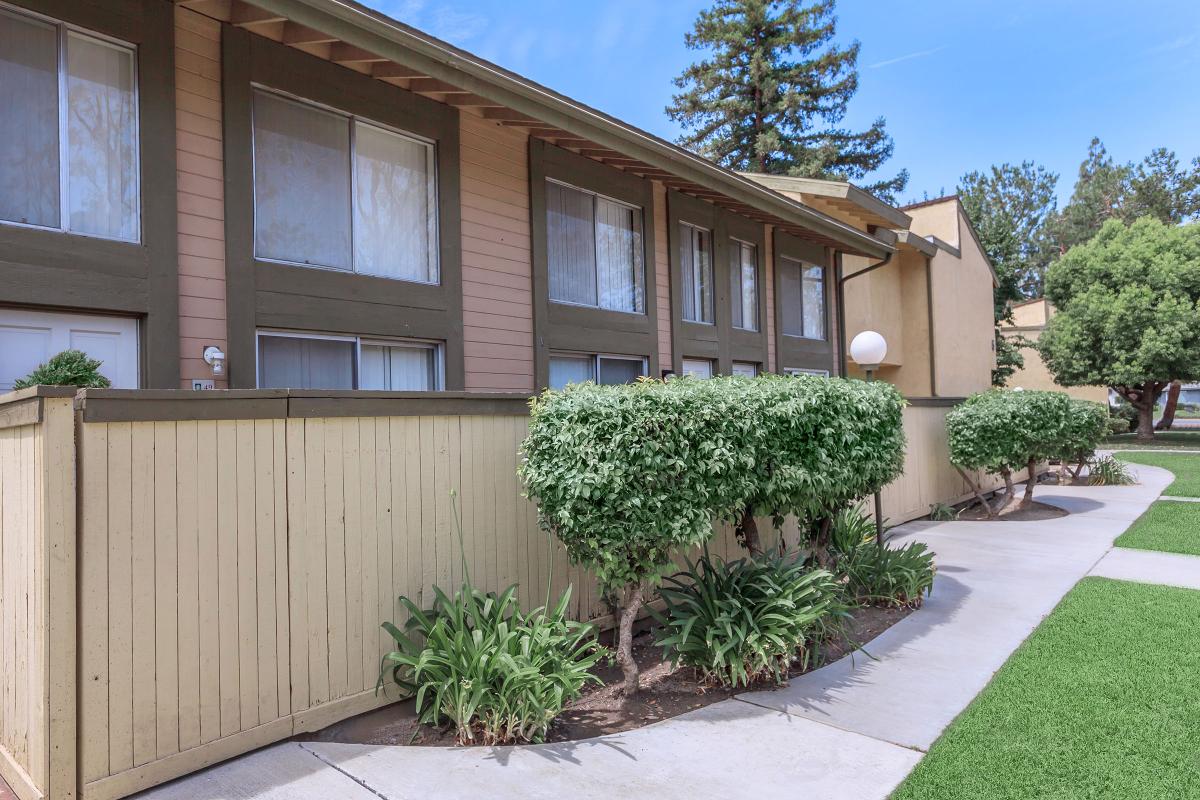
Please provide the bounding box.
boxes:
[0,387,992,800]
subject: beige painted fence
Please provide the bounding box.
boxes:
[0,388,989,800]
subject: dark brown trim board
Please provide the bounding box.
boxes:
[667,191,769,374]
[76,389,531,422]
[773,230,836,375]
[528,139,659,389]
[0,0,179,388]
[221,26,464,389]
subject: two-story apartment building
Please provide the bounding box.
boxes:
[0,0,906,397]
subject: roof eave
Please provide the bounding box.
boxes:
[248,0,892,259]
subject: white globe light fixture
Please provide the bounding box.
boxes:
[848,329,889,545]
[849,330,888,372]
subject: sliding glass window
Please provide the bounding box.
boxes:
[679,222,713,324]
[546,180,645,313]
[252,88,439,283]
[729,238,758,331]
[548,353,646,390]
[257,331,441,390]
[779,257,826,340]
[0,5,139,241]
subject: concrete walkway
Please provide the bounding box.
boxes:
[1090,547,1200,590]
[135,466,1174,800]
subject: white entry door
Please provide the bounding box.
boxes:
[0,308,139,391]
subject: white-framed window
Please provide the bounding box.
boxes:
[731,361,759,378]
[251,87,439,284]
[785,367,830,378]
[0,4,140,242]
[679,222,713,324]
[729,239,758,331]
[547,180,645,314]
[779,257,826,340]
[681,358,715,379]
[548,352,646,390]
[256,330,442,390]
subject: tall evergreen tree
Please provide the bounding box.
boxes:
[1053,138,1200,252]
[667,0,908,201]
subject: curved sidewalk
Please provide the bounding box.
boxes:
[136,466,1173,800]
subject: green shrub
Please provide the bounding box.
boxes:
[12,349,111,390]
[1088,455,1136,486]
[519,374,906,693]
[379,583,603,745]
[1052,399,1110,479]
[840,540,936,608]
[651,550,841,687]
[928,502,957,521]
[947,389,1076,514]
[1107,415,1130,435]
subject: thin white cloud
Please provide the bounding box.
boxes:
[1147,34,1196,55]
[868,46,947,69]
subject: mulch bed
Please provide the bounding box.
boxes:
[297,603,912,748]
[956,500,1069,521]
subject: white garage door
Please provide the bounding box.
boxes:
[0,308,139,391]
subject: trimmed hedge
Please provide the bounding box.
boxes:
[519,373,907,693]
[946,389,1075,511]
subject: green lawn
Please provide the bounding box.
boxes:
[1105,430,1200,450]
[892,578,1200,800]
[1115,451,1200,496]
[1113,501,1200,556]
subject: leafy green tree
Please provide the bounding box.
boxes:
[992,332,1029,388]
[1054,139,1200,252]
[667,0,907,201]
[13,349,111,390]
[959,162,1059,301]
[1040,218,1200,440]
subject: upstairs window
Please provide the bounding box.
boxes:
[547,180,645,314]
[252,88,439,283]
[0,6,139,241]
[729,239,758,331]
[780,257,826,340]
[679,222,714,324]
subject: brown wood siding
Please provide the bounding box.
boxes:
[653,181,672,368]
[175,7,228,388]
[459,115,535,392]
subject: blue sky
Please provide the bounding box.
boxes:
[368,0,1200,205]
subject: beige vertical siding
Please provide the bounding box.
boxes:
[0,420,43,798]
[460,115,535,393]
[175,7,228,388]
[654,182,672,367]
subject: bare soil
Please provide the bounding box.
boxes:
[297,603,911,748]
[956,500,1069,522]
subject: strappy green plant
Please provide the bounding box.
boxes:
[650,550,842,688]
[839,540,936,609]
[378,495,605,745]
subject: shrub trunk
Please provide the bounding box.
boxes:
[736,506,762,555]
[615,583,644,697]
[1020,457,1038,508]
[999,466,1016,510]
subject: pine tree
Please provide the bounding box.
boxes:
[667,0,907,202]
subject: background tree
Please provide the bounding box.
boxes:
[1054,139,1200,252]
[668,0,907,201]
[1040,218,1200,440]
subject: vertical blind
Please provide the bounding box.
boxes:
[779,256,826,340]
[679,223,713,323]
[729,240,758,331]
[359,342,436,391]
[547,181,645,313]
[252,89,438,283]
[0,8,138,240]
[258,334,439,390]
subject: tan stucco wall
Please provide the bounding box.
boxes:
[907,201,996,397]
[842,252,906,370]
[1001,299,1109,403]
[175,7,228,388]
